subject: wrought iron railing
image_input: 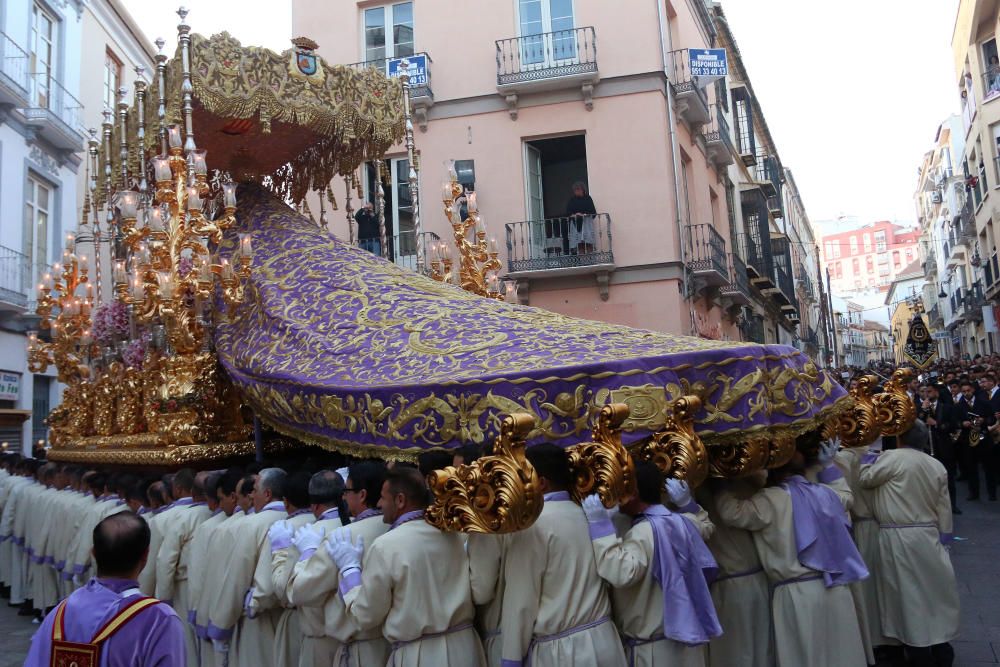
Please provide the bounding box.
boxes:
[29,71,84,133]
[741,312,765,344]
[721,252,750,300]
[984,69,1000,103]
[342,52,433,99]
[505,214,613,273]
[929,304,940,324]
[0,31,30,93]
[773,262,794,303]
[0,245,31,308]
[754,153,782,193]
[703,103,730,143]
[966,281,985,311]
[950,287,965,318]
[496,27,597,87]
[687,223,728,278]
[736,232,765,280]
[385,230,440,274]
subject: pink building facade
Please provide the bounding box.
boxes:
[821,222,920,296]
[292,0,824,355]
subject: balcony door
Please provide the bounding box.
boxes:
[518,0,576,67]
[30,2,56,109]
[364,2,414,64]
[363,158,415,269]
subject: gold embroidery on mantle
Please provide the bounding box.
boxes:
[426,413,542,533]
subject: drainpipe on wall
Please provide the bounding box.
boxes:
[655,0,693,332]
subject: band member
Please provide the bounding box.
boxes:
[957,380,996,501]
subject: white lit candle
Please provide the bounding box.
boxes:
[118,190,139,219]
[79,254,89,273]
[221,258,233,280]
[198,256,212,282]
[131,278,144,301]
[223,183,237,210]
[186,186,202,212]
[43,273,53,289]
[490,237,498,253]
[442,182,453,203]
[152,156,171,183]
[167,125,183,151]
[85,283,94,301]
[65,232,75,250]
[239,233,253,258]
[157,271,173,298]
[113,261,125,285]
[192,149,208,177]
[467,192,478,213]
[147,206,165,233]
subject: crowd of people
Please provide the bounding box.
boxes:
[0,378,961,667]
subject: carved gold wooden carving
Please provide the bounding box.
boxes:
[426,413,543,533]
[823,374,881,448]
[634,395,709,487]
[708,438,770,478]
[873,368,917,437]
[568,403,638,507]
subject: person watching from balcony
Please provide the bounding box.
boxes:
[988,56,1000,97]
[565,181,597,256]
[355,202,380,256]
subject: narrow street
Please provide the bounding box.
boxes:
[0,476,995,666]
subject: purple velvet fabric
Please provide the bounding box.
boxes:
[213,185,846,455]
[24,578,186,667]
[783,475,869,588]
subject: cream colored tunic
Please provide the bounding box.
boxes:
[6,479,33,603]
[715,483,867,667]
[209,504,288,667]
[0,476,30,592]
[265,510,316,667]
[343,517,485,667]
[286,512,388,667]
[52,491,93,599]
[70,496,127,585]
[196,509,245,667]
[157,501,213,667]
[592,508,714,667]
[697,484,773,667]
[183,508,226,667]
[468,533,509,666]
[859,448,960,647]
[500,496,626,667]
[140,503,185,595]
[271,511,343,667]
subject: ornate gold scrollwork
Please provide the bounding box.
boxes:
[426,413,543,533]
[568,404,638,507]
[633,396,709,488]
[708,438,770,478]
[765,436,796,469]
[873,368,917,437]
[823,374,881,448]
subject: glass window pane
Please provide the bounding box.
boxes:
[37,184,49,211]
[550,0,574,25]
[365,7,386,61]
[392,3,413,58]
[519,0,543,34]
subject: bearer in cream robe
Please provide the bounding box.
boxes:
[697,475,774,667]
[29,474,64,611]
[258,471,315,667]
[140,469,197,596]
[270,470,346,667]
[714,436,869,667]
[207,468,287,667]
[287,462,389,667]
[859,420,959,660]
[6,472,35,605]
[584,464,721,667]
[196,473,248,667]
[329,465,485,667]
[496,445,626,667]
[69,482,127,587]
[158,471,216,667]
[0,469,30,591]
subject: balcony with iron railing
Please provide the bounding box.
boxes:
[960,194,975,231]
[505,213,613,277]
[496,27,598,113]
[797,269,816,303]
[949,286,966,323]
[0,246,33,311]
[770,237,796,315]
[379,230,440,274]
[23,72,85,151]
[667,48,711,126]
[753,153,782,197]
[0,31,30,107]
[740,313,766,344]
[702,103,734,169]
[966,281,985,322]
[686,223,729,289]
[928,303,942,327]
[720,252,752,307]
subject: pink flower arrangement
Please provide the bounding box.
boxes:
[178,256,194,278]
[91,301,128,345]
[122,332,151,370]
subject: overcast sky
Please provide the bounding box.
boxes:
[125,0,958,228]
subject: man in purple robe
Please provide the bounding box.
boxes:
[24,510,186,666]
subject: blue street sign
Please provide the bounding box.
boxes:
[388,55,427,86]
[689,49,728,78]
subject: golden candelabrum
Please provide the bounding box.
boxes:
[430,162,506,299]
[27,235,95,384]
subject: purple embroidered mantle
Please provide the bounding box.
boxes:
[214,185,847,456]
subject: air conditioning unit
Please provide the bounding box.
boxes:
[931,191,943,204]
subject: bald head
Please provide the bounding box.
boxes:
[93,511,151,579]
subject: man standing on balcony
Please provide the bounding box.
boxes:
[564,182,597,256]
[355,202,380,257]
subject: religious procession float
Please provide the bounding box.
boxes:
[27,10,917,534]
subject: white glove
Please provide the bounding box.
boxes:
[818,438,840,465]
[267,520,294,552]
[581,494,610,524]
[665,479,693,508]
[211,639,229,654]
[336,467,350,482]
[292,524,325,555]
[324,527,364,575]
